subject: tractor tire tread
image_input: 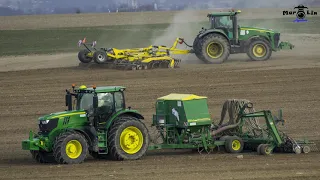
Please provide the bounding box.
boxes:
[53,130,88,164]
[224,136,244,153]
[198,33,230,64]
[31,150,55,163]
[78,49,92,63]
[246,37,272,61]
[93,50,108,64]
[107,116,149,161]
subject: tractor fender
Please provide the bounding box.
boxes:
[198,30,231,47]
[105,110,145,130]
[245,35,271,46]
[65,128,93,146]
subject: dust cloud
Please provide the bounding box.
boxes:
[150,8,206,64]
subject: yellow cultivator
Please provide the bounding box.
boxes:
[77,37,193,70]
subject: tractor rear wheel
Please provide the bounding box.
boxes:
[53,131,88,164]
[78,49,93,63]
[107,116,150,161]
[193,36,205,61]
[93,50,108,64]
[224,136,244,153]
[246,38,272,61]
[197,33,230,64]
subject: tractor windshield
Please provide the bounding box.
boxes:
[78,93,94,110]
[77,93,114,112]
[211,16,233,29]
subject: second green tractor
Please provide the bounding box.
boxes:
[192,10,294,64]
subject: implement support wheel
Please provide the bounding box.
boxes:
[93,50,108,64]
[78,49,92,63]
[224,136,244,153]
[258,144,272,155]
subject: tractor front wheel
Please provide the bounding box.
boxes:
[197,33,230,64]
[53,131,88,164]
[224,136,244,153]
[107,116,150,161]
[78,49,92,63]
[30,150,56,163]
[247,39,272,61]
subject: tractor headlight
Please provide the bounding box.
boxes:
[40,120,49,124]
[38,118,59,132]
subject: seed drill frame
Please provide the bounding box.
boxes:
[149,94,315,154]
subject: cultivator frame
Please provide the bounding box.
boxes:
[77,37,193,70]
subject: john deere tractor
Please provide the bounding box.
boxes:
[22,84,150,164]
[22,85,318,164]
[193,10,295,64]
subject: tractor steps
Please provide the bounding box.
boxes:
[97,129,108,154]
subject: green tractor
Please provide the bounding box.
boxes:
[192,10,295,64]
[22,85,317,164]
[22,84,150,164]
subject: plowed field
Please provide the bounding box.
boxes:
[0,9,320,180]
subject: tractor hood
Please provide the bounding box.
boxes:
[240,26,279,33]
[38,110,86,121]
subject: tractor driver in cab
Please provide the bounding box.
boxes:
[215,16,232,29]
[96,92,114,115]
[81,92,114,123]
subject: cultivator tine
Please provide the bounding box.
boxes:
[174,59,181,68]
[309,144,319,152]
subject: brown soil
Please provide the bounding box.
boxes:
[0,52,320,179]
[0,8,320,180]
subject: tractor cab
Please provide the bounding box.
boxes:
[207,10,241,45]
[65,84,126,125]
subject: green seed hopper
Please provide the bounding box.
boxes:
[149,93,317,155]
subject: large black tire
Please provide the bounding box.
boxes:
[53,131,88,164]
[193,36,205,61]
[197,33,230,64]
[78,49,92,63]
[30,150,56,163]
[107,116,150,161]
[93,50,108,64]
[224,136,244,153]
[246,38,272,61]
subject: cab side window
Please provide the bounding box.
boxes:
[114,92,124,111]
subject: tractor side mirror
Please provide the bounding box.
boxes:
[65,93,72,110]
[93,95,98,109]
